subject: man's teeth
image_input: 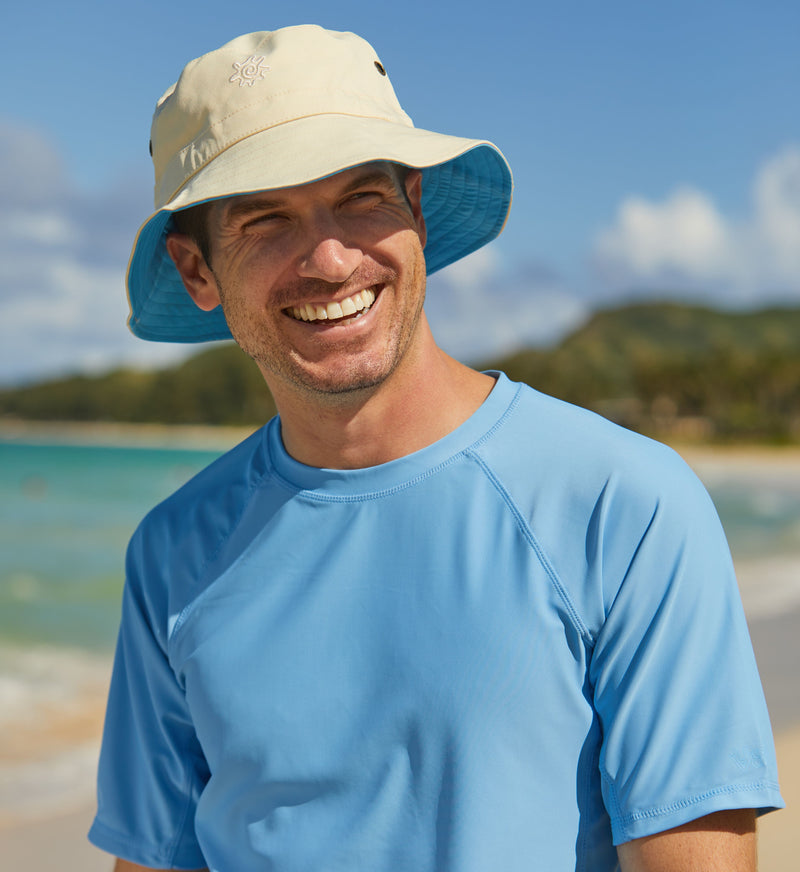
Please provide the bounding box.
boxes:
[291,288,376,322]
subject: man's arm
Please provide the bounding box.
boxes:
[616,809,756,872]
[114,861,208,872]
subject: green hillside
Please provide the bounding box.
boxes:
[4,302,800,442]
[492,302,800,442]
[0,343,276,426]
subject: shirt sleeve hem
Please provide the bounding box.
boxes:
[88,816,207,870]
[610,782,785,845]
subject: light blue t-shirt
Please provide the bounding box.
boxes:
[90,373,783,870]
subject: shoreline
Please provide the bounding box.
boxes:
[0,419,258,451]
[5,417,800,462]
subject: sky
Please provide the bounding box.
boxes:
[1,0,799,385]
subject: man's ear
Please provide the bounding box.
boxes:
[165,232,221,312]
[404,169,427,249]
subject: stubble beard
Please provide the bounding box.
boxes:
[213,250,428,404]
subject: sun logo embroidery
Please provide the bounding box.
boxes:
[229,55,271,87]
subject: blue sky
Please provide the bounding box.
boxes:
[2,0,799,383]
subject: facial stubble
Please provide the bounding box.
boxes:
[212,247,428,404]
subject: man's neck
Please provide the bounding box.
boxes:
[267,346,495,470]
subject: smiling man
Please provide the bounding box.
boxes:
[89,25,783,872]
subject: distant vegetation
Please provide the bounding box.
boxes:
[490,302,800,443]
[5,302,800,443]
[0,343,276,426]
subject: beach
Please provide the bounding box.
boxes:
[0,436,798,868]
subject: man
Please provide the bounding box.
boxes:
[89,25,782,871]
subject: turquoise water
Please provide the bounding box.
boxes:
[0,440,224,652]
[711,480,800,558]
[2,439,800,654]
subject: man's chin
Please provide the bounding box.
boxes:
[294,371,390,399]
[255,356,396,402]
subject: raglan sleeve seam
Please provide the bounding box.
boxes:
[167,464,271,645]
[464,447,595,647]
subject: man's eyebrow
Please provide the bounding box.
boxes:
[221,168,401,224]
[222,196,286,224]
[338,168,399,195]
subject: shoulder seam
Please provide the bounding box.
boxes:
[168,452,272,644]
[465,447,594,646]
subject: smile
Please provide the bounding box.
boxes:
[289,288,377,323]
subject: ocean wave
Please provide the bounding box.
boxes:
[0,644,110,825]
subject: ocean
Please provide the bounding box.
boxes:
[0,436,226,823]
[2,434,800,823]
[0,440,224,653]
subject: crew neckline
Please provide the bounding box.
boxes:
[264,372,519,499]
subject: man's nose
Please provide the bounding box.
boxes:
[296,225,363,283]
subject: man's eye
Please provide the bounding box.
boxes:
[245,214,286,229]
[346,191,382,205]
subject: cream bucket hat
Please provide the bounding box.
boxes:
[127,25,513,342]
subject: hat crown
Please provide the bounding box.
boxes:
[151,25,412,207]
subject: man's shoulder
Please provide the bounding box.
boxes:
[133,423,271,550]
[491,377,694,490]
[120,424,277,646]
[485,378,725,635]
[480,377,715,555]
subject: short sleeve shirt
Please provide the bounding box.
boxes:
[89,373,783,871]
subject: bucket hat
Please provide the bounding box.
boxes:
[128,25,513,342]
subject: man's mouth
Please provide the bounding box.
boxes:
[288,287,377,324]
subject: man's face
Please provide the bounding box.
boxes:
[198,162,428,400]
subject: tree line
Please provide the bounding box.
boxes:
[5,302,800,443]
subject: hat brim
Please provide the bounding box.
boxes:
[127,115,513,342]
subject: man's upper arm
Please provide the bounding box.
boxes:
[616,809,756,872]
[90,521,210,868]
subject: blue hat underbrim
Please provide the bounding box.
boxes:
[127,145,512,343]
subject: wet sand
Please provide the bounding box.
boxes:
[0,807,110,871]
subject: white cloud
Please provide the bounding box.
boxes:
[594,188,729,280]
[0,121,192,385]
[426,245,588,364]
[753,148,800,284]
[0,122,69,205]
[592,147,800,304]
[435,244,499,291]
[0,210,77,246]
